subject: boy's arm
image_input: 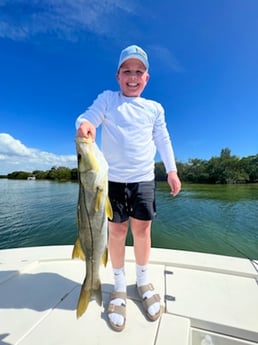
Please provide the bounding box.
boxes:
[75,90,110,140]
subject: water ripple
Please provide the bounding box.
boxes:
[1,180,257,259]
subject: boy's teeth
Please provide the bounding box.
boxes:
[128,83,137,86]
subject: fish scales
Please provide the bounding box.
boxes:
[72,136,112,318]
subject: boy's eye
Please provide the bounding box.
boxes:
[122,70,144,76]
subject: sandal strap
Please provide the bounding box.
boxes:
[107,291,127,318]
[142,293,160,310]
[137,283,161,321]
[137,283,161,309]
[110,291,127,300]
[107,303,126,317]
[137,283,154,296]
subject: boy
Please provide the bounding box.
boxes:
[76,45,181,331]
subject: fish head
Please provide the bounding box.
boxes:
[76,137,100,173]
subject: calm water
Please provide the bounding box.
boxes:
[0,179,257,259]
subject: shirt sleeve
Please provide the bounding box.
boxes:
[153,103,177,173]
[75,91,109,129]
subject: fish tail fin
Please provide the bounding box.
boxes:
[93,279,102,306]
[101,247,108,267]
[76,279,102,318]
[76,286,91,318]
[72,237,85,260]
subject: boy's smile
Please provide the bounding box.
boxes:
[116,58,149,97]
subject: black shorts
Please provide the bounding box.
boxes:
[108,180,156,223]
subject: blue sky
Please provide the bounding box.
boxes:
[0,0,257,175]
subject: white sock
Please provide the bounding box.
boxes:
[108,267,126,326]
[136,264,148,287]
[136,264,160,317]
[114,267,126,292]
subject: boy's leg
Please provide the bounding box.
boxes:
[131,218,161,320]
[108,221,128,268]
[107,221,128,330]
[130,218,151,265]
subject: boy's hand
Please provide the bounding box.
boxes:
[167,171,181,196]
[77,121,96,140]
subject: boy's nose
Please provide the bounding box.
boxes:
[129,72,138,79]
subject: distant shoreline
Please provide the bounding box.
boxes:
[1,149,258,184]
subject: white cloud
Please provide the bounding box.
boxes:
[0,133,77,174]
[148,45,185,73]
[0,0,137,41]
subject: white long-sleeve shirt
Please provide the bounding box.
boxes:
[76,90,177,183]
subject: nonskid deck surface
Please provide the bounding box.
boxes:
[0,246,257,345]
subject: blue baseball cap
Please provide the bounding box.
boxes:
[117,45,149,71]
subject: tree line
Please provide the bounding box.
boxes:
[156,148,258,184]
[2,148,258,184]
[4,166,78,182]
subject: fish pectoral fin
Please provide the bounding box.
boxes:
[101,247,108,267]
[72,237,85,261]
[94,187,103,212]
[106,197,113,220]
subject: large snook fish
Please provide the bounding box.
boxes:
[72,136,113,318]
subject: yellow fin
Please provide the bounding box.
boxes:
[72,237,85,260]
[76,279,102,318]
[106,197,113,220]
[93,280,102,306]
[76,288,91,318]
[94,188,103,212]
[101,247,108,267]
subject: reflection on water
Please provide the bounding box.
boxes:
[0,179,257,259]
[0,180,77,250]
[150,182,258,259]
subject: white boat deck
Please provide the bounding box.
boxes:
[0,245,257,345]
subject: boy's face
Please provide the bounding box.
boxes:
[116,58,149,97]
